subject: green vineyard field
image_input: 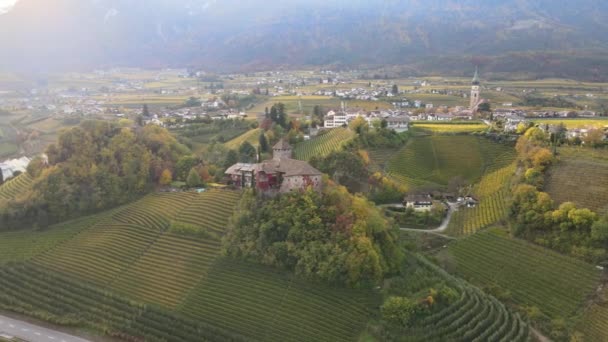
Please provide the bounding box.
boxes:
[0,173,33,203]
[448,231,601,319]
[445,162,516,236]
[293,128,355,161]
[546,152,608,215]
[402,255,530,342]
[386,136,513,189]
[182,258,377,342]
[576,289,608,342]
[224,128,262,150]
[0,189,383,341]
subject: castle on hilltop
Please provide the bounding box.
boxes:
[225,139,323,194]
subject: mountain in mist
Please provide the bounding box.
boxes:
[2,0,608,78]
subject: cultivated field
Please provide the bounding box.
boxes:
[293,128,355,161]
[447,230,601,319]
[0,189,383,341]
[413,123,488,134]
[401,256,530,341]
[0,173,33,204]
[446,161,516,236]
[386,136,513,189]
[576,288,608,342]
[546,148,608,215]
[532,118,608,129]
[182,258,376,342]
[224,128,262,150]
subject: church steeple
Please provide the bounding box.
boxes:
[472,66,480,85]
[470,66,481,110]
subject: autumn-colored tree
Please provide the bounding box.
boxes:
[159,169,173,186]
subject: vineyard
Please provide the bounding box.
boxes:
[448,230,601,320]
[412,123,488,134]
[293,128,355,161]
[0,173,33,203]
[546,155,608,215]
[445,162,516,236]
[0,188,383,341]
[224,128,261,150]
[182,258,376,342]
[576,288,608,341]
[386,136,513,188]
[400,255,530,342]
[0,214,107,265]
[0,263,246,342]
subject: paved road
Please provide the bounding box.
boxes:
[0,315,91,342]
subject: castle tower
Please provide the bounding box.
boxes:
[273,139,293,160]
[470,66,480,111]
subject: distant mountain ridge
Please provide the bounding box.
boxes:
[2,0,608,79]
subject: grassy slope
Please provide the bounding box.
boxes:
[447,230,601,320]
[546,147,608,215]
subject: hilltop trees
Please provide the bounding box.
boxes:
[224,184,403,287]
[0,121,190,229]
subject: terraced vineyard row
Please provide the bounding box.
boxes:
[0,264,246,342]
[172,190,241,237]
[182,258,376,342]
[0,213,110,265]
[449,231,601,319]
[34,222,163,286]
[113,192,198,231]
[404,256,530,342]
[110,233,221,308]
[0,173,33,202]
[293,128,355,161]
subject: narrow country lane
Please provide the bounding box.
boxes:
[0,315,91,342]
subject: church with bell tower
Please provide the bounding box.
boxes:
[470,67,481,111]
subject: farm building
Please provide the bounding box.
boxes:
[225,139,323,194]
[404,194,434,212]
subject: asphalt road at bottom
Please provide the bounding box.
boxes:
[0,315,91,342]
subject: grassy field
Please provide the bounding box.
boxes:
[446,230,601,320]
[293,128,355,161]
[224,128,262,150]
[546,147,608,215]
[0,189,380,341]
[386,136,513,189]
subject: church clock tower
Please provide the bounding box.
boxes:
[470,67,480,111]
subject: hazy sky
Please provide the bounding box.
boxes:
[0,0,18,14]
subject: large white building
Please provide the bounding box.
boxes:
[0,157,31,180]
